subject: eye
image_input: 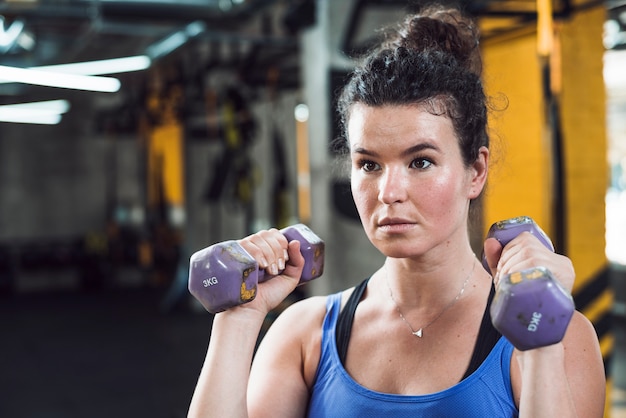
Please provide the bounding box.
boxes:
[357,159,380,172]
[410,158,433,170]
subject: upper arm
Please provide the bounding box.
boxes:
[247,296,327,418]
[561,311,606,416]
[510,310,606,417]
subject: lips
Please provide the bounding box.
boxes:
[378,217,413,226]
[377,218,417,233]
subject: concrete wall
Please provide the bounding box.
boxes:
[0,95,110,241]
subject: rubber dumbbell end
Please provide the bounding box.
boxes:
[254,224,325,284]
[188,241,260,314]
[282,224,324,283]
[490,266,575,351]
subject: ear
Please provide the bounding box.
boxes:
[468,146,489,199]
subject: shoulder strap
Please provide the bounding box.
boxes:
[334,278,499,376]
[462,284,501,380]
[335,278,370,366]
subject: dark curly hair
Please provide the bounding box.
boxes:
[337,5,488,167]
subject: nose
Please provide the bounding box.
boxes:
[378,166,408,204]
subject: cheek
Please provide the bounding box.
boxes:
[426,172,467,210]
[351,176,373,214]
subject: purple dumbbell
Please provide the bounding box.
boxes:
[188,223,324,314]
[484,216,575,351]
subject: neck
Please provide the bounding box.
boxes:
[381,250,478,307]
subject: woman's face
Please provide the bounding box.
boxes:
[348,103,487,259]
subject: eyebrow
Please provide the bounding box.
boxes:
[351,142,440,158]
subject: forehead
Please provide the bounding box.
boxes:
[347,103,457,150]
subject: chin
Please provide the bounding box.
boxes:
[371,239,421,259]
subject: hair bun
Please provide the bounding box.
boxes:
[382,5,482,76]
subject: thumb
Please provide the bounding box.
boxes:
[483,237,503,279]
[283,239,304,279]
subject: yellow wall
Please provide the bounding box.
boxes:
[481,8,608,286]
[559,7,608,291]
[481,6,612,414]
[482,29,554,233]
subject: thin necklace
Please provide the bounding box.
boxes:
[385,258,476,338]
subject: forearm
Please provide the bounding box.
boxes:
[517,344,577,418]
[188,311,266,418]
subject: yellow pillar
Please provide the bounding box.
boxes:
[148,122,185,207]
[482,29,553,230]
[559,7,613,415]
[481,5,612,414]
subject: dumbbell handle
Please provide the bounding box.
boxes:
[485,216,575,351]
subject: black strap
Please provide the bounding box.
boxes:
[336,278,370,365]
[462,284,501,379]
[335,279,500,380]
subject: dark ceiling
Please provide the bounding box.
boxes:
[0,0,287,63]
[0,0,623,104]
[0,0,305,98]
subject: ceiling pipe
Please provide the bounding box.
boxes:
[0,0,279,24]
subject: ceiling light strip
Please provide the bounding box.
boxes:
[0,99,70,113]
[0,99,70,125]
[32,55,152,76]
[0,65,121,92]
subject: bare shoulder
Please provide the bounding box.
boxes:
[267,287,355,335]
[281,294,329,320]
[254,295,328,370]
[248,291,351,417]
[265,294,329,340]
[257,289,355,383]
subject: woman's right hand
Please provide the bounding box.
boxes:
[188,228,306,418]
[233,228,306,316]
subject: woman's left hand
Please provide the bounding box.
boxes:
[483,231,575,293]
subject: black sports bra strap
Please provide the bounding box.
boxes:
[336,278,370,365]
[334,278,500,379]
[462,284,501,379]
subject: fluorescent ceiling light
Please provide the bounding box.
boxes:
[32,55,152,76]
[1,99,70,113]
[0,113,61,125]
[0,65,121,92]
[0,99,70,125]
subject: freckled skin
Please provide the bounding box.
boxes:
[349,103,483,261]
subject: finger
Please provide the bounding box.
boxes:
[256,229,289,274]
[499,234,576,292]
[497,232,550,273]
[282,239,305,280]
[483,237,503,278]
[240,229,288,275]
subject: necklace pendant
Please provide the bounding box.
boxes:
[413,329,423,338]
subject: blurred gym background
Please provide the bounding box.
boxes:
[0,0,623,417]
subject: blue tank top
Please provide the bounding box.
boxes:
[307,292,519,417]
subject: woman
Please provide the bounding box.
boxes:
[188,4,605,417]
